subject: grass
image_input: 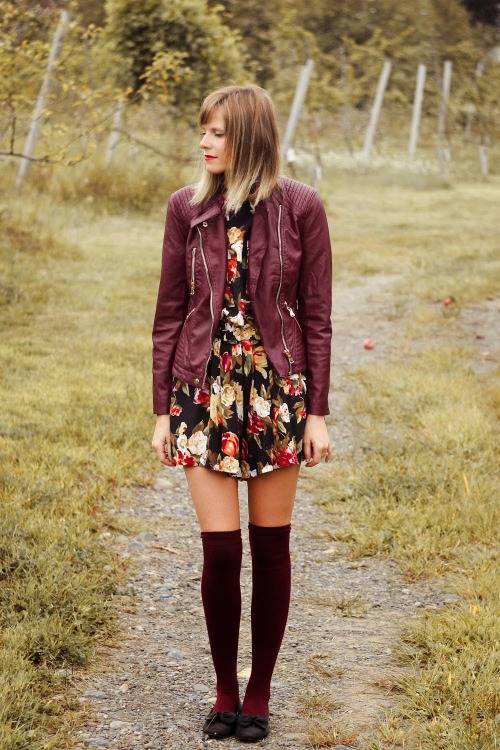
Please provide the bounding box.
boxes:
[316,172,500,748]
[1,139,499,747]
[0,190,168,748]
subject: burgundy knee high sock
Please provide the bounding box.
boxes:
[242,523,292,716]
[200,529,242,713]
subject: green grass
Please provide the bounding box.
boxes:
[0,192,167,748]
[1,152,499,747]
[316,173,500,749]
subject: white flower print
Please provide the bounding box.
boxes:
[220,455,239,473]
[177,434,188,450]
[187,431,208,455]
[253,395,271,418]
[221,384,236,407]
[279,403,290,422]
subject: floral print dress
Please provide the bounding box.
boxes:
[168,201,307,480]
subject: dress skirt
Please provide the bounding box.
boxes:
[168,330,307,480]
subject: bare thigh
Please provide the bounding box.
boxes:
[184,466,240,532]
[247,465,300,527]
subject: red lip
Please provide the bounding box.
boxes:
[204,155,216,160]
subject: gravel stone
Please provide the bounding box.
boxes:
[83,690,107,700]
[85,739,108,747]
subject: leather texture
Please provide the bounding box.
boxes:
[152,177,332,416]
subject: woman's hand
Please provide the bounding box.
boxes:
[151,415,176,466]
[303,414,332,467]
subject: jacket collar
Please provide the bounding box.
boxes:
[189,181,286,228]
[190,194,224,228]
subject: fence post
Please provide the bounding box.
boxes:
[408,63,426,159]
[436,60,453,181]
[105,98,124,166]
[282,59,315,161]
[16,10,69,188]
[361,59,392,168]
[479,134,489,178]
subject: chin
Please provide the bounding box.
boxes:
[205,165,226,175]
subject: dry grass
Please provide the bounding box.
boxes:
[308,718,359,748]
[0,192,167,748]
[317,172,500,749]
[1,144,498,747]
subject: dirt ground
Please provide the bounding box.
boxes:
[72,273,496,750]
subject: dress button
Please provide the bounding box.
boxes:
[194,377,200,385]
[202,221,208,227]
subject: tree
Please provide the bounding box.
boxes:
[102,0,249,115]
[461,0,500,26]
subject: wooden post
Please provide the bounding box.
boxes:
[282,59,315,161]
[16,10,69,188]
[105,98,124,166]
[339,43,353,155]
[479,134,489,178]
[361,60,392,168]
[436,60,453,181]
[408,63,426,159]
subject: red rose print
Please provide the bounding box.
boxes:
[221,351,232,372]
[170,404,182,416]
[272,406,280,423]
[240,299,248,315]
[242,340,252,354]
[227,257,237,282]
[194,387,210,405]
[176,449,196,466]
[224,285,234,304]
[277,445,299,467]
[222,431,239,456]
[247,408,264,434]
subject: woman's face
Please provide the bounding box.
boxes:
[199,109,229,174]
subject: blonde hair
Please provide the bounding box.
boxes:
[191,84,281,212]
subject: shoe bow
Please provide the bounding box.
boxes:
[237,714,268,730]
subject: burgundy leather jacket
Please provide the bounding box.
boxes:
[152,177,332,415]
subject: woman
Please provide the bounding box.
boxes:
[151,84,332,742]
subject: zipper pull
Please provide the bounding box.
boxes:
[190,247,196,295]
[284,349,294,374]
[284,302,296,318]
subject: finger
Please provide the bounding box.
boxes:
[305,441,320,467]
[303,436,312,465]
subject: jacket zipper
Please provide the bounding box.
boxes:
[276,204,294,375]
[190,247,196,295]
[182,306,196,330]
[284,301,303,332]
[197,226,214,385]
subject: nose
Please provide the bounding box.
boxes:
[200,132,210,150]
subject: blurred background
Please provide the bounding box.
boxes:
[1,0,499,202]
[1,4,499,749]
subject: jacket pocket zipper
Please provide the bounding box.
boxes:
[182,306,197,330]
[276,204,294,375]
[190,247,196,295]
[197,227,214,385]
[284,301,303,332]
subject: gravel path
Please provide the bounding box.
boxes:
[73,274,459,750]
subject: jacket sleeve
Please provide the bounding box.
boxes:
[297,193,332,416]
[152,194,190,414]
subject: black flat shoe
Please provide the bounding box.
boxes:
[203,701,241,739]
[235,713,269,742]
